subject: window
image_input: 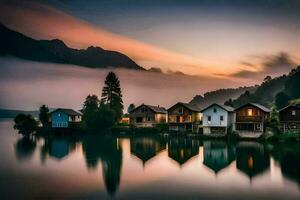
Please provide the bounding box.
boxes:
[213,108,217,113]
[58,113,61,117]
[178,107,183,114]
[147,117,151,121]
[208,116,211,121]
[292,110,296,116]
[220,116,224,121]
[247,109,253,116]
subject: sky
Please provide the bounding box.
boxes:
[0,0,299,110]
[0,0,299,80]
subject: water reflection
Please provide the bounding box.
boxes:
[168,137,201,166]
[269,143,300,187]
[203,141,235,174]
[82,135,122,196]
[236,142,270,179]
[14,136,36,161]
[9,129,300,198]
[130,136,166,166]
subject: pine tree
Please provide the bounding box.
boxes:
[39,105,49,128]
[101,72,124,121]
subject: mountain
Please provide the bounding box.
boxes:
[189,86,257,109]
[224,66,300,108]
[0,108,39,118]
[0,24,144,70]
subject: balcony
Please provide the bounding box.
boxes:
[236,116,264,122]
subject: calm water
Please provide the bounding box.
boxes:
[1,120,300,200]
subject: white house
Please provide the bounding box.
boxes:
[201,103,235,135]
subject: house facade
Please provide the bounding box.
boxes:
[50,108,82,128]
[167,102,202,132]
[201,103,235,136]
[129,104,167,127]
[233,103,270,138]
[279,105,300,132]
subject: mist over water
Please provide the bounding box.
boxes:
[0,57,242,110]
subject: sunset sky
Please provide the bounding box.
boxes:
[1,0,299,81]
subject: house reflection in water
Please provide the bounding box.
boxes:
[203,141,236,174]
[236,142,270,179]
[40,137,76,162]
[168,137,201,166]
[82,136,122,196]
[130,136,166,167]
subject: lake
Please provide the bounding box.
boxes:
[1,119,300,200]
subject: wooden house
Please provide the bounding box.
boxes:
[279,104,300,132]
[168,102,202,132]
[50,108,82,128]
[233,103,270,138]
[201,103,235,136]
[129,104,167,128]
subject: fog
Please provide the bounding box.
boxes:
[0,57,243,111]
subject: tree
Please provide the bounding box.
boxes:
[275,92,291,109]
[94,104,116,130]
[101,72,124,121]
[267,105,280,134]
[82,95,100,127]
[127,104,135,113]
[39,105,49,128]
[263,76,272,83]
[14,114,38,136]
[285,69,300,99]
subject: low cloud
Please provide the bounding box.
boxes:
[229,52,298,79]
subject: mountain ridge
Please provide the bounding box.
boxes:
[0,24,144,70]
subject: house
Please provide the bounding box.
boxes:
[201,103,235,136]
[168,102,202,132]
[129,104,167,127]
[233,103,270,138]
[50,108,82,128]
[279,104,300,133]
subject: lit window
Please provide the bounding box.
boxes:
[247,109,253,116]
[292,110,296,116]
[220,116,224,121]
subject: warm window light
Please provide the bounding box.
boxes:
[247,109,253,116]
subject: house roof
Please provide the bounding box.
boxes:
[51,108,82,116]
[279,104,300,112]
[201,103,234,113]
[235,102,271,113]
[168,102,201,112]
[130,104,167,114]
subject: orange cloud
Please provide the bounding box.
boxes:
[0,1,220,76]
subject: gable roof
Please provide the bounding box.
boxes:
[168,102,201,112]
[235,102,270,113]
[201,103,234,113]
[130,104,167,114]
[51,108,82,116]
[279,104,300,112]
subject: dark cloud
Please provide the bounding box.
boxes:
[230,52,298,79]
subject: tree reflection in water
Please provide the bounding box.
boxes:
[14,136,36,161]
[82,135,122,196]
